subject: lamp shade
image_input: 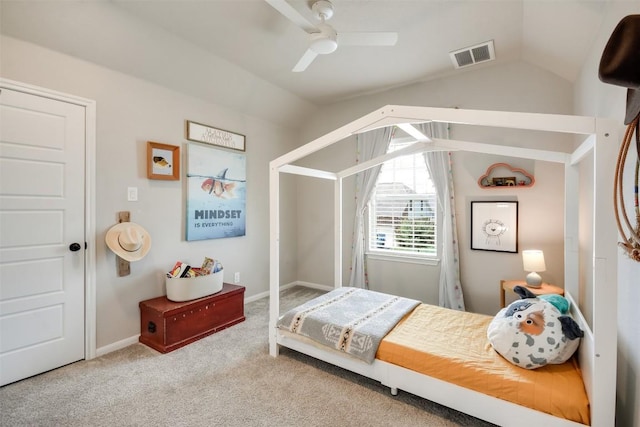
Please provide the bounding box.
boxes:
[522,250,546,287]
[523,250,546,272]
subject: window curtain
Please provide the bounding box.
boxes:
[418,122,466,311]
[348,127,393,288]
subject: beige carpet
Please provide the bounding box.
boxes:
[0,286,494,426]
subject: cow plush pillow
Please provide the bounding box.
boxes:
[487,286,583,369]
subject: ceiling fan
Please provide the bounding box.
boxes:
[265,0,398,72]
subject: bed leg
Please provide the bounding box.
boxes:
[269,328,280,357]
[390,387,398,396]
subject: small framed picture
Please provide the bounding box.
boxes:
[470,201,518,253]
[147,141,180,180]
[186,120,246,152]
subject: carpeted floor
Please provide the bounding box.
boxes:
[0,286,494,426]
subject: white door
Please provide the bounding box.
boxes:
[0,86,86,386]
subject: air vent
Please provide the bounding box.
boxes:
[449,40,495,69]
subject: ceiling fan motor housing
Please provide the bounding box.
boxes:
[312,0,334,21]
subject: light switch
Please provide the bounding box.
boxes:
[127,187,138,201]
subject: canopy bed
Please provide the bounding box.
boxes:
[268,106,618,426]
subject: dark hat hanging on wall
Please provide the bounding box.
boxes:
[598,14,640,125]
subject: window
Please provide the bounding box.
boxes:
[367,138,437,259]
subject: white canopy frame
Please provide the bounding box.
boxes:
[269,105,618,426]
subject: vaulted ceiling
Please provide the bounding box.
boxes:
[0,1,628,108]
[109,0,611,104]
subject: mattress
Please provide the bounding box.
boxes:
[376,303,590,425]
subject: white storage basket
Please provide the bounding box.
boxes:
[166,270,223,302]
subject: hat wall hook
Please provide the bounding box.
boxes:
[105,211,152,276]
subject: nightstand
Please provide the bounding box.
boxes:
[500,280,564,308]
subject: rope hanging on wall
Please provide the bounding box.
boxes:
[598,14,640,262]
[614,117,640,261]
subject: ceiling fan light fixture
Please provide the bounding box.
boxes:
[310,23,338,54]
[310,32,338,54]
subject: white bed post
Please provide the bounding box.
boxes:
[589,119,619,426]
[564,160,579,293]
[334,177,343,288]
[565,133,595,294]
[269,161,280,357]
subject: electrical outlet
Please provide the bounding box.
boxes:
[234,272,240,283]
[127,187,138,201]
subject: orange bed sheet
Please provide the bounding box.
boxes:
[376,303,590,425]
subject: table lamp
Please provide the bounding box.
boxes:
[522,249,546,288]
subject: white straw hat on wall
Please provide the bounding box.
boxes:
[105,222,151,262]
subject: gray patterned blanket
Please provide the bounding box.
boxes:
[277,287,421,363]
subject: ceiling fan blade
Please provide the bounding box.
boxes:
[338,32,399,46]
[292,49,318,72]
[264,0,317,33]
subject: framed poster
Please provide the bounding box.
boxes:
[147,141,180,180]
[186,143,246,241]
[186,120,245,152]
[470,201,518,253]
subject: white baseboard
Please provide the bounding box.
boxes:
[245,289,270,303]
[95,335,140,357]
[291,281,333,292]
[246,281,332,303]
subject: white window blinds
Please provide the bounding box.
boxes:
[368,139,437,257]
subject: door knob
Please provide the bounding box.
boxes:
[69,242,82,252]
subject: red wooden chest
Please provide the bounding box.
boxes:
[139,283,245,353]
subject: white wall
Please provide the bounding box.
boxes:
[297,60,573,313]
[574,4,640,427]
[0,36,300,349]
